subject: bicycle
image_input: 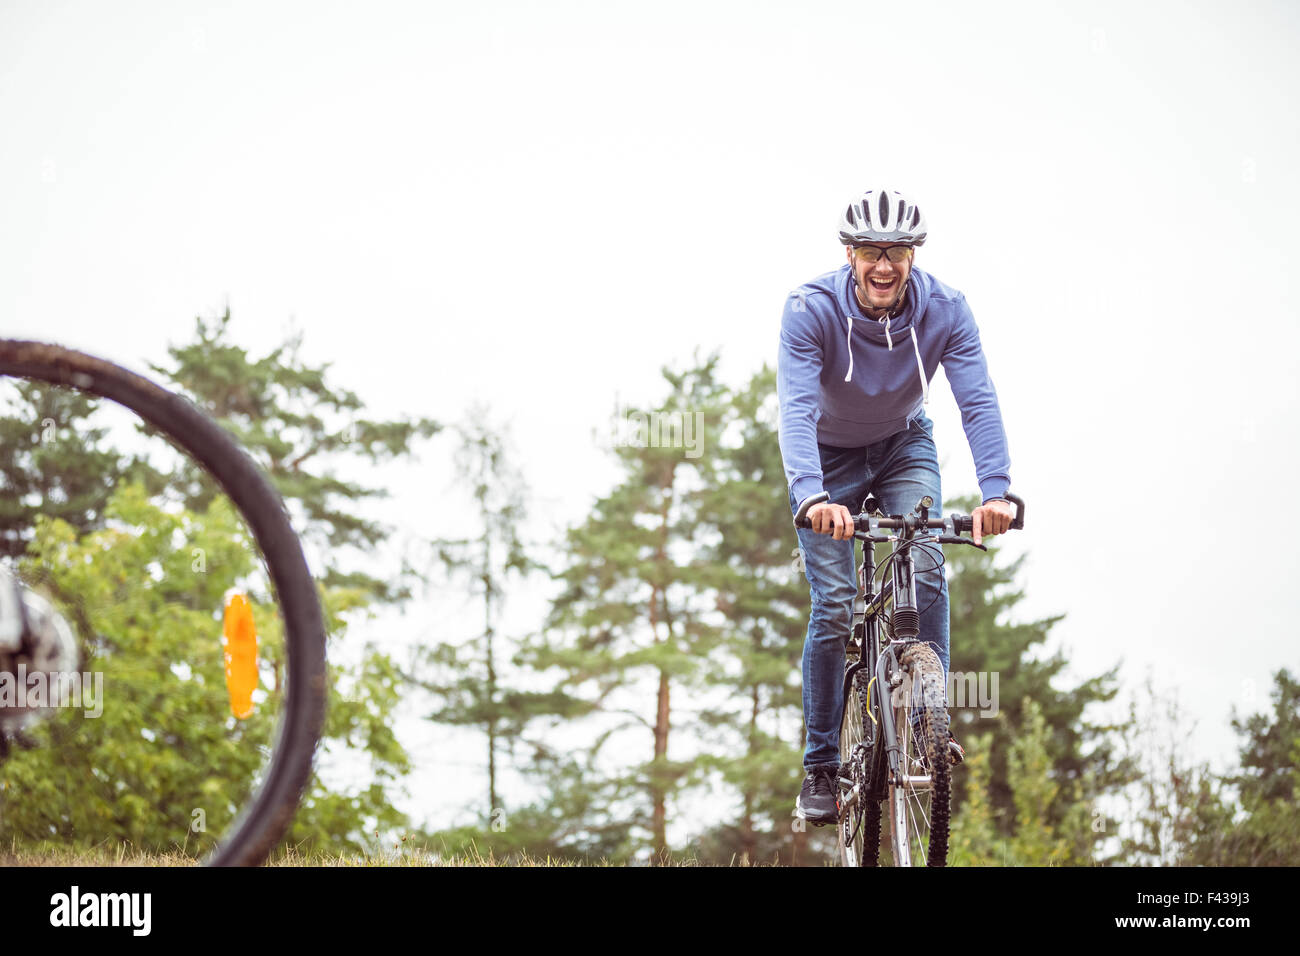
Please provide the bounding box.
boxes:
[794,489,1025,866]
[0,339,327,866]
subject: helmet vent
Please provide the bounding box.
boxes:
[878,191,889,226]
[846,204,857,226]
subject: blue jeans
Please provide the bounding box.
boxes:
[789,410,950,769]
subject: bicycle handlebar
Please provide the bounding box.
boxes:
[793,491,1026,541]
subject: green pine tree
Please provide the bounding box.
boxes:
[0,381,150,558]
[148,310,440,604]
[690,365,827,865]
[525,354,728,858]
[149,312,443,849]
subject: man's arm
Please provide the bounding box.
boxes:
[777,293,827,509]
[941,294,1012,504]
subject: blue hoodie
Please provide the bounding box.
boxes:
[777,263,1011,508]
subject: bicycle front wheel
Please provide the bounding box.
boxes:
[886,643,950,867]
[0,339,327,866]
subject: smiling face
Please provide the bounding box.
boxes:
[847,243,914,317]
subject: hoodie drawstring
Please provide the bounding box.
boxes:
[842,310,929,405]
[843,315,854,383]
[910,326,929,405]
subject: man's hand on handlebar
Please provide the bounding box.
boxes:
[806,502,855,540]
[971,499,1013,546]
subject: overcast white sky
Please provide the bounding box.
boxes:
[3,0,1298,840]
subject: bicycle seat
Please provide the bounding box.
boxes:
[860,494,880,515]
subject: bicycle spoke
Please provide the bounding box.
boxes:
[906,783,931,856]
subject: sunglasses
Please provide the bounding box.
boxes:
[851,245,914,263]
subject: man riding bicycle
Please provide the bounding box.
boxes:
[778,186,1014,826]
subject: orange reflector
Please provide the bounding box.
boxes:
[223,593,258,719]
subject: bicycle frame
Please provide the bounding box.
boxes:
[840,522,938,867]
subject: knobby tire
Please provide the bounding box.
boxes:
[888,643,950,867]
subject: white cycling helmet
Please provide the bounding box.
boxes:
[838,187,928,246]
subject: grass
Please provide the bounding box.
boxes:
[1,839,779,866]
[1,842,200,867]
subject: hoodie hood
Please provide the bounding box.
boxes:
[838,264,932,345]
[835,265,934,401]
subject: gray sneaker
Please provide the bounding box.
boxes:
[795,763,840,826]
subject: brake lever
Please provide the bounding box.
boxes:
[937,535,987,552]
[853,533,891,543]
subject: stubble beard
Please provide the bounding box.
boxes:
[855,270,909,319]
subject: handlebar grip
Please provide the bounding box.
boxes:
[1005,492,1026,530]
[793,491,829,530]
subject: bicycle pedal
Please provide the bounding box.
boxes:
[795,799,840,828]
[795,808,835,828]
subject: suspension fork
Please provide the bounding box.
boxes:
[890,538,921,640]
[875,643,908,778]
